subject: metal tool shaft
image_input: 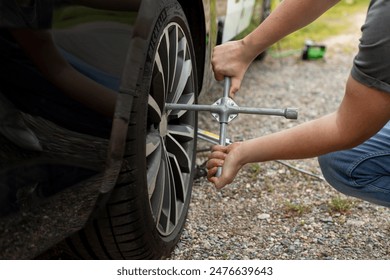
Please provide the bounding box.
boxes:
[165,103,298,119]
[215,78,231,176]
[165,77,298,178]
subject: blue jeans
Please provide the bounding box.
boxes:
[318,121,390,207]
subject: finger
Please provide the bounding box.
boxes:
[209,176,227,190]
[211,63,224,81]
[207,162,230,189]
[214,72,224,82]
[211,50,225,82]
[211,144,228,153]
[207,150,226,161]
[212,60,229,82]
[206,166,219,181]
[229,78,241,98]
[206,158,224,170]
[207,173,226,190]
[207,176,220,188]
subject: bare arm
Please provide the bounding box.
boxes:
[212,0,341,95]
[207,76,390,188]
[208,0,390,189]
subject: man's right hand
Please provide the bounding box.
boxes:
[211,40,254,98]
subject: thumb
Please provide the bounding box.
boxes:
[209,176,226,190]
[214,72,224,82]
[229,77,241,98]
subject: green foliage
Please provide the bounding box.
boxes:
[249,163,262,180]
[283,201,311,217]
[329,196,354,214]
[274,0,370,50]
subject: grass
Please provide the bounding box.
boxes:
[273,0,369,51]
[283,201,311,217]
[249,163,262,180]
[328,196,354,214]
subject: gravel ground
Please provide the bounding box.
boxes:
[168,13,390,260]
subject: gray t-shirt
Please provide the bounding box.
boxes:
[351,0,390,94]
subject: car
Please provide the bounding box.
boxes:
[0,0,271,259]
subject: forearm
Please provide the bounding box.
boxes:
[244,0,340,59]
[238,76,390,165]
[239,113,348,164]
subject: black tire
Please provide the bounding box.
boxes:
[66,0,198,259]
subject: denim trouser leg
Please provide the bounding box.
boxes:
[318,121,390,208]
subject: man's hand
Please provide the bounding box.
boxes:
[211,40,254,98]
[206,142,244,189]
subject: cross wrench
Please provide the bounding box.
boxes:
[165,77,298,177]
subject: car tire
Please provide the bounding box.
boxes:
[65,0,198,259]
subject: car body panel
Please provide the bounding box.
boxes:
[220,0,256,43]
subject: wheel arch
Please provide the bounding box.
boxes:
[177,0,207,94]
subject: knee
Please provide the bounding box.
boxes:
[318,153,338,184]
[319,153,390,208]
[318,152,355,196]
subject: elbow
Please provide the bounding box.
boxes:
[334,122,383,151]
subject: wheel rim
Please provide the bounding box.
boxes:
[146,22,196,236]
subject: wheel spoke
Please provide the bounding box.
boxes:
[151,52,167,108]
[168,91,195,120]
[168,36,192,104]
[159,29,170,96]
[146,133,162,196]
[158,151,174,233]
[175,58,192,96]
[148,95,162,124]
[168,25,178,96]
[177,90,195,105]
[168,124,194,143]
[168,152,186,206]
[150,149,167,225]
[145,131,161,157]
[166,134,191,173]
[164,152,186,232]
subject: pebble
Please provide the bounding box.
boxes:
[258,213,271,220]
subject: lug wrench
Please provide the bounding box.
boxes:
[165,77,298,177]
